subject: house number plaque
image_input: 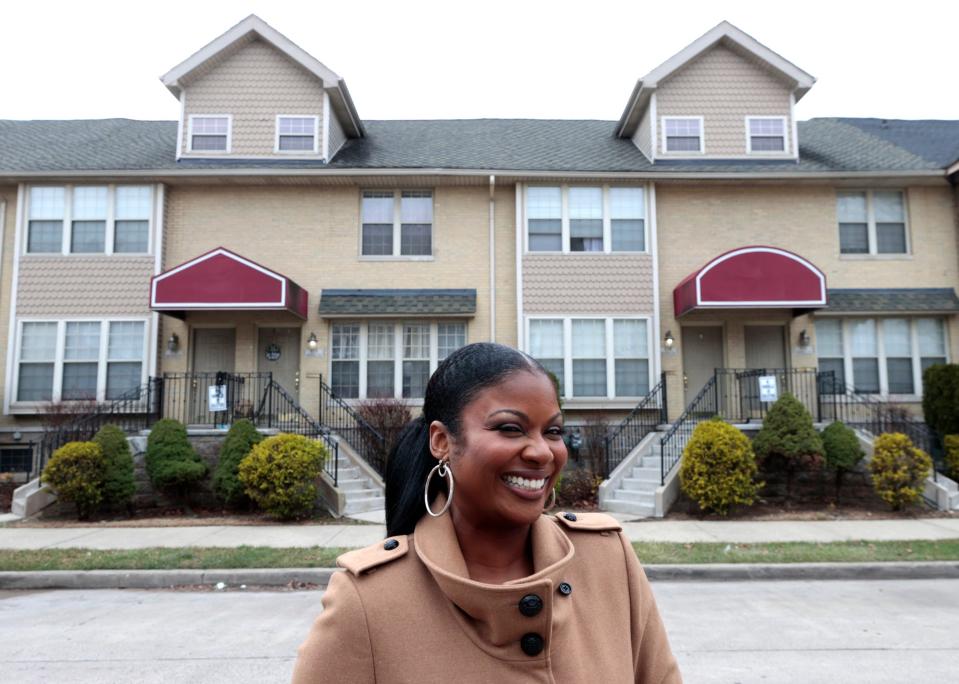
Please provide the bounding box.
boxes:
[265,344,281,361]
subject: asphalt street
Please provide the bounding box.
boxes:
[2,579,957,683]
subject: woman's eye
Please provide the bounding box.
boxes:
[546,427,565,438]
[496,424,524,434]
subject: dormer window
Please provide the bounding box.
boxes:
[188,115,231,153]
[276,116,319,153]
[663,117,704,153]
[747,116,787,153]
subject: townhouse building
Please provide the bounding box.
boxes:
[1,16,957,514]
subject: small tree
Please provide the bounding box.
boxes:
[145,419,207,505]
[944,435,959,483]
[680,418,761,516]
[93,424,136,514]
[356,399,412,467]
[922,364,959,437]
[869,433,932,511]
[212,419,264,508]
[42,441,105,520]
[820,421,864,503]
[752,393,824,497]
[238,433,327,520]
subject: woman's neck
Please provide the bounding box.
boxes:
[449,508,534,584]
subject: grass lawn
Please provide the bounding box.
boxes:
[1,540,958,571]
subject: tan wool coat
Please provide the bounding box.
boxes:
[292,510,682,683]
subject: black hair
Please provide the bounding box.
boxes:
[385,342,553,537]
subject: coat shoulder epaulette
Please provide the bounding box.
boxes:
[553,511,622,532]
[337,535,410,576]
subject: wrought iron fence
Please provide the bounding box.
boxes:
[716,367,823,422]
[602,374,667,478]
[317,376,388,477]
[159,372,273,428]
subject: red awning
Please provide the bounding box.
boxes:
[151,247,308,319]
[674,246,826,317]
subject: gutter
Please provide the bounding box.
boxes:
[488,174,496,341]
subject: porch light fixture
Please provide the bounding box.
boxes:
[167,333,180,353]
[307,332,318,351]
[798,329,810,347]
[664,330,675,350]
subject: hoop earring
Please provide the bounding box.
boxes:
[544,488,557,512]
[425,459,455,517]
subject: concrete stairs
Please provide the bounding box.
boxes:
[331,439,385,516]
[601,436,663,518]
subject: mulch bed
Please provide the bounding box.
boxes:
[6,505,371,528]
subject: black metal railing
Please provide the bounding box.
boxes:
[659,373,720,485]
[603,374,668,478]
[716,367,823,422]
[317,375,387,478]
[159,372,273,428]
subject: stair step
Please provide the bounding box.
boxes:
[620,477,659,491]
[337,478,371,491]
[613,489,655,503]
[602,499,655,517]
[631,466,661,479]
[343,496,386,515]
[639,455,661,468]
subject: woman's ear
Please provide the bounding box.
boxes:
[428,420,452,462]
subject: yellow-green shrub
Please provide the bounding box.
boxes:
[238,434,327,520]
[42,441,105,519]
[868,433,932,511]
[942,434,959,482]
[680,418,761,516]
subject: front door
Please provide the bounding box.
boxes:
[681,326,723,405]
[743,325,787,418]
[258,327,300,397]
[189,328,236,425]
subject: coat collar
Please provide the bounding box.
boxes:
[412,501,575,660]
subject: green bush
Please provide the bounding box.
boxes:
[145,419,207,502]
[821,421,865,502]
[869,433,932,511]
[238,433,327,520]
[213,419,264,507]
[752,392,824,496]
[93,425,136,512]
[554,468,602,507]
[943,434,959,482]
[922,364,959,437]
[42,441,105,519]
[680,418,761,516]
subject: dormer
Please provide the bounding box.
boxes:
[616,21,815,162]
[161,15,363,162]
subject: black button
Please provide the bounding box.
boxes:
[564,512,577,522]
[518,594,543,617]
[558,582,572,596]
[383,539,399,551]
[520,633,544,656]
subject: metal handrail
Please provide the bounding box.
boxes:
[317,375,387,477]
[261,379,339,485]
[603,374,667,478]
[658,373,719,485]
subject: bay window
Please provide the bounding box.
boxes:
[525,186,646,253]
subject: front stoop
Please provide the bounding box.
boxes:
[331,440,385,516]
[602,452,660,518]
[925,473,959,511]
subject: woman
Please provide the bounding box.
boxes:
[292,343,681,683]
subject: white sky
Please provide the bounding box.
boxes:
[2,0,957,123]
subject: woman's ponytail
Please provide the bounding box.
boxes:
[385,415,437,536]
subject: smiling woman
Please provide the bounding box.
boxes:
[292,343,681,683]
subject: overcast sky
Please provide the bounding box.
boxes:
[3,0,957,123]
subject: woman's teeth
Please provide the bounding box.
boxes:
[502,475,546,491]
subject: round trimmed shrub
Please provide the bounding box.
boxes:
[146,419,207,502]
[42,441,105,519]
[944,434,959,482]
[752,392,823,496]
[93,424,135,512]
[213,419,264,507]
[680,418,761,516]
[868,433,932,511]
[238,433,327,520]
[821,421,864,502]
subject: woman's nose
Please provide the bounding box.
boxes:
[522,433,556,463]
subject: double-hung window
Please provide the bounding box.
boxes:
[276,116,318,152]
[662,117,703,153]
[330,321,466,399]
[15,319,146,404]
[815,317,948,396]
[837,191,908,255]
[746,117,787,153]
[360,190,433,257]
[189,115,230,152]
[26,185,152,255]
[528,317,651,400]
[525,186,646,253]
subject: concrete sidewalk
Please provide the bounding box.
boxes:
[1,516,958,550]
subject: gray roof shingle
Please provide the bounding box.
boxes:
[825,288,959,313]
[319,289,477,316]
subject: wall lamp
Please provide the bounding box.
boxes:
[798,329,810,347]
[307,332,318,351]
[167,333,180,353]
[664,330,675,350]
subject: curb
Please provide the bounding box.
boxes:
[3,561,959,590]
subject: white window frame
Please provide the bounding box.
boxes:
[11,316,150,408]
[274,115,320,154]
[837,189,911,257]
[525,315,653,400]
[815,316,949,398]
[186,114,233,154]
[329,320,467,401]
[523,185,649,255]
[661,116,705,154]
[358,190,434,261]
[745,116,788,155]
[24,184,154,256]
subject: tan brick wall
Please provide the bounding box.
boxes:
[494,184,518,347]
[181,38,326,158]
[523,254,655,314]
[17,257,154,315]
[655,43,792,157]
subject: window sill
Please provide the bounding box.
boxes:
[358,256,434,262]
[524,251,650,257]
[560,399,650,410]
[839,254,911,260]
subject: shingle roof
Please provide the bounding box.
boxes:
[825,288,959,313]
[1,117,956,175]
[319,289,477,316]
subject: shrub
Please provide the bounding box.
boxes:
[554,468,601,508]
[580,416,610,475]
[212,419,264,507]
[93,425,135,512]
[922,364,959,437]
[680,418,761,516]
[942,434,959,482]
[356,399,412,467]
[41,441,105,519]
[238,433,327,520]
[868,433,932,511]
[821,421,865,502]
[145,419,207,502]
[752,392,824,496]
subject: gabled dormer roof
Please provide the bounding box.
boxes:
[617,21,816,138]
[160,14,364,138]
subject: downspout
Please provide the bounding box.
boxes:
[488,175,496,341]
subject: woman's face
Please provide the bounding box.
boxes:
[430,369,568,529]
